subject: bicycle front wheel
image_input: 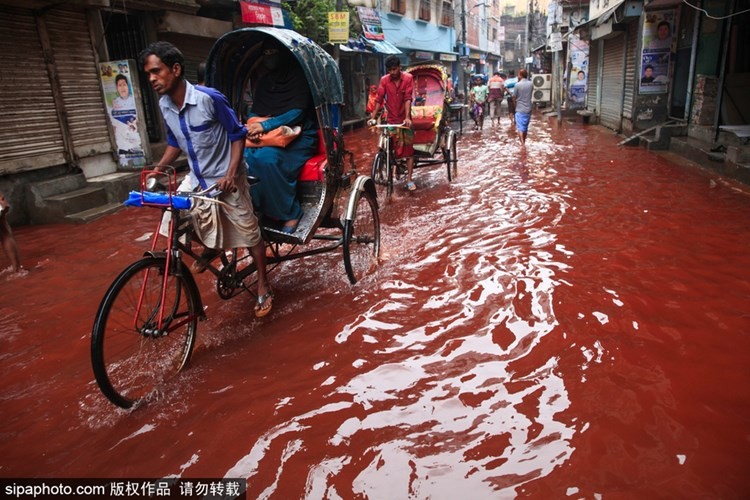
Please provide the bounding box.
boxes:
[370,150,393,200]
[91,257,200,408]
[343,189,380,284]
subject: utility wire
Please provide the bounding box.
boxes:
[681,0,750,20]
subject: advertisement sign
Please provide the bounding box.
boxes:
[568,34,589,109]
[639,10,674,94]
[99,60,147,168]
[328,11,349,43]
[357,7,385,41]
[240,0,289,27]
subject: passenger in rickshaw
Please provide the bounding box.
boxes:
[368,55,416,191]
[243,38,318,234]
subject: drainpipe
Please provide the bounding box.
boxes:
[683,2,702,122]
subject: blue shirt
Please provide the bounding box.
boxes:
[159,82,246,190]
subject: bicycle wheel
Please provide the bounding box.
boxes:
[445,129,458,182]
[343,189,380,284]
[370,150,394,200]
[91,257,200,408]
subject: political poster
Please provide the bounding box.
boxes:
[99,60,147,168]
[639,10,674,94]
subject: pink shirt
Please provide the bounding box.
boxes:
[375,71,414,124]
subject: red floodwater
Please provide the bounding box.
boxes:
[1,115,749,498]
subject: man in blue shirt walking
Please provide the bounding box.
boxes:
[140,41,273,317]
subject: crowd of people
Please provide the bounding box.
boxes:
[464,68,532,146]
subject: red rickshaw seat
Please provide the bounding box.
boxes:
[298,129,327,181]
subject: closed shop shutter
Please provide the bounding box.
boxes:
[622,24,638,120]
[160,33,215,85]
[600,34,625,131]
[46,7,112,158]
[587,38,600,112]
[0,7,65,174]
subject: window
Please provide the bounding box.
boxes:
[390,0,406,15]
[441,2,454,26]
[419,0,431,21]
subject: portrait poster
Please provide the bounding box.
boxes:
[568,34,589,109]
[639,10,674,94]
[99,60,148,168]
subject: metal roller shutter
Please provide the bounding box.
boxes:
[46,7,112,157]
[587,38,600,113]
[160,33,215,85]
[622,24,638,120]
[600,34,625,131]
[0,7,65,174]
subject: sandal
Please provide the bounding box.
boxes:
[255,289,274,318]
[405,181,417,192]
[191,248,222,274]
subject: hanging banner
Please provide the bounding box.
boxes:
[357,7,385,41]
[328,11,349,44]
[639,10,674,94]
[240,0,290,27]
[568,34,589,109]
[99,60,147,168]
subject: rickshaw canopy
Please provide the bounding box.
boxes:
[205,27,344,119]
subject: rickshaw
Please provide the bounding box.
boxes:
[90,27,380,409]
[370,61,458,199]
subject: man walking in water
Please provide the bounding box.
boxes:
[512,69,534,147]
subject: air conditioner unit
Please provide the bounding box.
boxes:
[533,88,551,103]
[532,73,552,90]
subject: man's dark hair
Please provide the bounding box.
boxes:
[385,55,401,69]
[657,20,670,32]
[645,64,654,71]
[139,41,185,77]
[493,71,501,76]
[115,73,129,86]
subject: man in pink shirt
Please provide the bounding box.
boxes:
[369,56,417,191]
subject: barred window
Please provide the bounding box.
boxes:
[441,2,454,26]
[419,0,431,21]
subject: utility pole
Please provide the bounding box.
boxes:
[460,0,467,100]
[524,0,530,73]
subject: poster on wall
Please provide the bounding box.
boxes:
[99,60,148,168]
[568,34,589,109]
[357,7,385,41]
[639,10,674,94]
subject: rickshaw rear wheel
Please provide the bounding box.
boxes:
[91,257,199,408]
[343,189,380,284]
[444,129,458,182]
[371,151,394,200]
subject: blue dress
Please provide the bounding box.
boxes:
[243,108,318,222]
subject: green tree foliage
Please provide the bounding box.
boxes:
[284,0,360,45]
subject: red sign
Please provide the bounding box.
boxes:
[240,1,285,26]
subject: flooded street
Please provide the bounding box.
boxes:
[2,115,750,498]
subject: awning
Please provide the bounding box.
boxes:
[362,38,402,55]
[584,0,625,27]
[339,39,370,53]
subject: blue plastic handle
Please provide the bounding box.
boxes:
[123,191,192,210]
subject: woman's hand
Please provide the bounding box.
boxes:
[246,121,265,139]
